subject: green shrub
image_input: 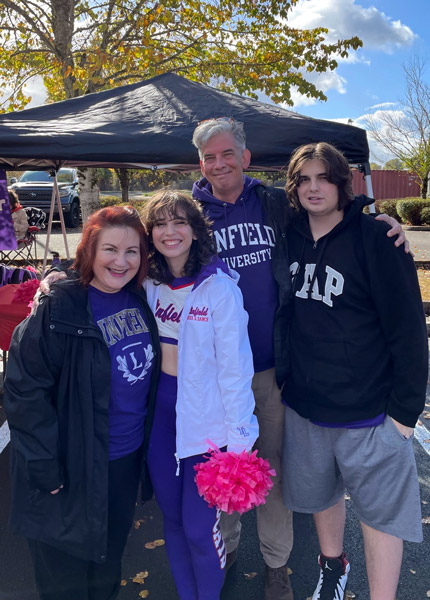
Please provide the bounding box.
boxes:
[362,198,398,217]
[421,207,430,226]
[378,199,399,220]
[100,194,123,207]
[397,198,430,225]
[131,200,147,213]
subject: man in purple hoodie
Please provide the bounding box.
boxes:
[192,118,293,600]
[191,118,407,600]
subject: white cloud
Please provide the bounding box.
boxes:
[288,0,417,54]
[288,70,347,108]
[0,76,47,111]
[286,1,417,109]
[366,101,399,111]
[23,77,47,109]
[354,108,405,129]
[352,109,405,162]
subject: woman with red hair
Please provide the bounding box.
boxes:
[4,205,160,600]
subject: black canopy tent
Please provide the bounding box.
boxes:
[0,73,372,269]
[0,72,370,171]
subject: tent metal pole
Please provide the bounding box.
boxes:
[53,174,70,261]
[359,162,376,214]
[364,174,376,213]
[42,173,70,273]
[42,182,56,273]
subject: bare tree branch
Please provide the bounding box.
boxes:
[364,56,430,198]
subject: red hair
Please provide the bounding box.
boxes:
[73,206,148,288]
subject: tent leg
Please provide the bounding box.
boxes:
[361,162,375,214]
[364,174,375,213]
[42,172,71,274]
[42,184,56,273]
[53,175,70,261]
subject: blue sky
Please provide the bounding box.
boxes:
[286,0,429,162]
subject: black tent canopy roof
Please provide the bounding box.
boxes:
[0,73,369,171]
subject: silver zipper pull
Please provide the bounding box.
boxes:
[174,453,180,476]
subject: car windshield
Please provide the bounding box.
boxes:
[18,169,74,184]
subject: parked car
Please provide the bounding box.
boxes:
[9,168,81,228]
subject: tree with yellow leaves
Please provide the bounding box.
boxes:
[0,0,362,110]
[0,0,362,214]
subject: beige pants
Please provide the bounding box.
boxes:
[220,368,294,568]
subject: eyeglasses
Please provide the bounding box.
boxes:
[197,116,236,126]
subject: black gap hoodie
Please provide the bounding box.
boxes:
[283,198,427,427]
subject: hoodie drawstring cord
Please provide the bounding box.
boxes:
[308,237,329,299]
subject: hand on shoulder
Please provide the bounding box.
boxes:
[375,213,410,254]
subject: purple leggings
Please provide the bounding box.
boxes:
[147,372,225,599]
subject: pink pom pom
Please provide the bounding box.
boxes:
[194,444,276,515]
[12,279,40,308]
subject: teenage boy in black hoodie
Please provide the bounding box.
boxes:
[191,119,408,600]
[276,142,427,600]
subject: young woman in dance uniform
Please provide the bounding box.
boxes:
[143,190,258,600]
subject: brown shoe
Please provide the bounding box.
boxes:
[264,565,293,600]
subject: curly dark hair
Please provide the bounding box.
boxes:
[286,142,354,212]
[143,189,217,284]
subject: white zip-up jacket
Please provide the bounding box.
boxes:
[144,257,259,459]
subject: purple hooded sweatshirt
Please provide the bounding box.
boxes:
[192,175,278,372]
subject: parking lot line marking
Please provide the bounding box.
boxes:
[0,420,10,454]
[415,421,430,456]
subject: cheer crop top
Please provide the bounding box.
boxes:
[153,276,194,345]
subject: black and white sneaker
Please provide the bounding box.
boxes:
[312,553,350,600]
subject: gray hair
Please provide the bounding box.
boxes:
[192,118,247,158]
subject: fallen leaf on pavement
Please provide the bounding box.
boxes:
[132,571,149,584]
[244,572,257,579]
[410,569,416,574]
[120,580,127,587]
[144,539,165,549]
[139,591,149,598]
[422,516,430,524]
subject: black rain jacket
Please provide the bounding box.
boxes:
[4,279,160,563]
[256,185,294,387]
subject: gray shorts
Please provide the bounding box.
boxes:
[282,406,423,543]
